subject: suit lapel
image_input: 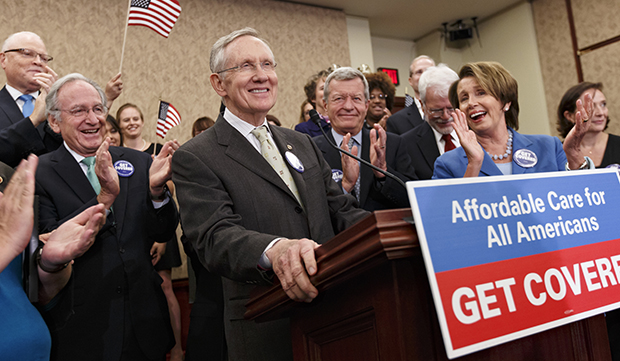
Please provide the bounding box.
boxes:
[417,123,441,170]
[110,147,129,238]
[271,126,307,207]
[359,128,372,207]
[511,130,535,175]
[215,118,299,205]
[0,87,25,126]
[51,146,97,203]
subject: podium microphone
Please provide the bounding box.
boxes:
[310,109,406,190]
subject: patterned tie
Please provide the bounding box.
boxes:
[442,134,456,152]
[19,94,34,117]
[347,137,361,201]
[81,157,101,195]
[251,126,303,207]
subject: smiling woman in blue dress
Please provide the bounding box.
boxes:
[433,61,594,179]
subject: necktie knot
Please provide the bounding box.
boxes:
[442,134,456,152]
[81,156,96,167]
[18,94,35,117]
[251,125,269,142]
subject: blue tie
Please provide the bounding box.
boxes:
[19,94,34,117]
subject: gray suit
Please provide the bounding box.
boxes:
[172,116,368,361]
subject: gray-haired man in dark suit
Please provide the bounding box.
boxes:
[172,28,368,361]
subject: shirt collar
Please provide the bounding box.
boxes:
[5,84,38,101]
[223,108,270,137]
[331,127,362,147]
[64,141,87,164]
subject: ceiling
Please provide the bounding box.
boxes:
[282,0,524,40]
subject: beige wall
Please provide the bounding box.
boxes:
[0,0,350,140]
[371,36,415,96]
[415,2,550,136]
[346,16,374,71]
[532,0,620,137]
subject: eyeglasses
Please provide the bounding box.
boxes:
[56,105,107,118]
[4,48,53,63]
[329,94,366,105]
[369,93,386,100]
[428,107,454,117]
[217,61,277,74]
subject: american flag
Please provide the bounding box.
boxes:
[128,0,181,38]
[156,101,181,138]
[404,93,414,108]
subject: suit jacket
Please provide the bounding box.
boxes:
[313,128,418,211]
[36,145,177,361]
[172,115,368,361]
[433,129,566,178]
[386,103,424,135]
[401,122,441,180]
[0,86,62,167]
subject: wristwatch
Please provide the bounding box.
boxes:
[36,246,70,273]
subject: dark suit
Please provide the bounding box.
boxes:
[401,122,441,180]
[0,86,62,167]
[386,103,424,135]
[313,128,417,211]
[172,115,368,361]
[36,145,177,361]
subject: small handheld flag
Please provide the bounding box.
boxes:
[128,0,181,38]
[156,101,181,138]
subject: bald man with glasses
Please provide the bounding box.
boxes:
[0,31,62,166]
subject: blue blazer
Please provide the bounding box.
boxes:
[433,129,566,178]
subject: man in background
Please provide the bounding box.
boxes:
[0,31,61,166]
[402,64,460,179]
[386,55,435,135]
[313,67,417,211]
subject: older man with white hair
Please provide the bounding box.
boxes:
[401,64,461,179]
[173,28,368,361]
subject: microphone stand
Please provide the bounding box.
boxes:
[310,110,406,190]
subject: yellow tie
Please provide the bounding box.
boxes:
[251,126,303,208]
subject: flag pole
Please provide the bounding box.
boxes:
[119,0,132,73]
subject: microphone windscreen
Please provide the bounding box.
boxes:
[309,109,321,126]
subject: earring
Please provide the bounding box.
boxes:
[505,107,509,111]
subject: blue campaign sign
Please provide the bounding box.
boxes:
[406,169,620,359]
[409,170,620,273]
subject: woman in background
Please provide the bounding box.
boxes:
[364,71,395,130]
[557,82,620,168]
[105,114,123,146]
[116,103,184,361]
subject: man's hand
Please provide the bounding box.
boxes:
[369,124,387,178]
[265,238,321,303]
[0,154,37,269]
[30,65,58,127]
[149,140,180,199]
[340,133,360,193]
[39,204,106,271]
[105,73,123,108]
[95,138,120,209]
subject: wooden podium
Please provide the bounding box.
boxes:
[245,209,611,360]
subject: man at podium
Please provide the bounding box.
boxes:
[172,28,369,361]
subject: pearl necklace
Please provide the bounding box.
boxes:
[487,128,513,160]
